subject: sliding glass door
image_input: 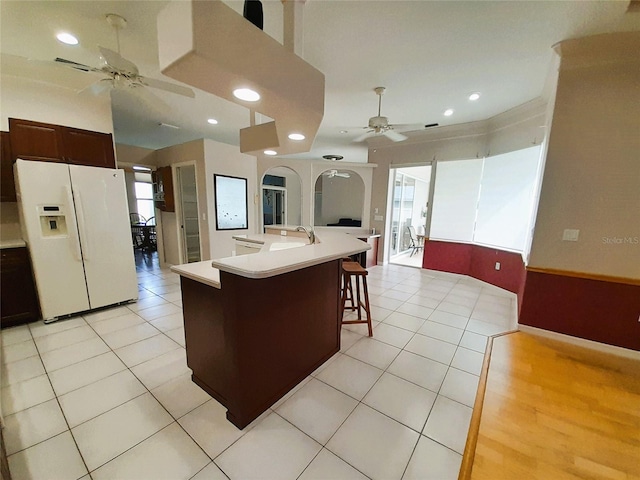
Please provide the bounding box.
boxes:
[389,166,432,259]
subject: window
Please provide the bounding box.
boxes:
[429,146,542,252]
[134,182,154,223]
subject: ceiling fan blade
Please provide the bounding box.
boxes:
[78,78,113,96]
[382,129,408,142]
[111,86,174,118]
[353,130,374,142]
[98,46,139,75]
[139,76,196,98]
[54,57,99,72]
[335,173,351,178]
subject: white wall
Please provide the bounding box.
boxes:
[256,157,375,230]
[204,139,258,259]
[315,171,365,226]
[528,32,640,278]
[313,164,373,229]
[0,75,113,134]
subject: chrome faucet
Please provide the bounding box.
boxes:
[296,226,315,244]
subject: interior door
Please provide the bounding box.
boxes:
[177,165,201,263]
[69,164,138,309]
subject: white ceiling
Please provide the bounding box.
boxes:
[1,1,638,163]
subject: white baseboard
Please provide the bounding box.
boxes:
[518,324,640,360]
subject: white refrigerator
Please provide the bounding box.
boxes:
[15,159,138,322]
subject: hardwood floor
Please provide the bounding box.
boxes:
[462,331,640,480]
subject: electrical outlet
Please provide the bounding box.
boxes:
[562,229,580,241]
[495,262,501,270]
[281,230,287,236]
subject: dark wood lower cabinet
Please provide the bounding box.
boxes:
[180,260,341,429]
[1,247,40,328]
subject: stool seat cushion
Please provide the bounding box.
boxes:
[342,262,367,275]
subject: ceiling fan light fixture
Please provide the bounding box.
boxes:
[233,88,260,102]
[264,150,277,156]
[56,32,79,45]
[288,133,305,141]
[468,92,481,101]
[443,108,454,117]
[207,118,218,125]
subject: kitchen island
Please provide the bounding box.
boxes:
[171,228,370,429]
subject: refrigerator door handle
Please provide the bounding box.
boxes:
[73,188,90,261]
[65,185,83,262]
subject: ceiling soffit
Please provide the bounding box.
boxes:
[157,0,324,157]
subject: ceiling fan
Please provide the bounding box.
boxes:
[353,87,438,143]
[323,169,351,179]
[54,14,195,99]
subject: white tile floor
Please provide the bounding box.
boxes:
[0,258,517,480]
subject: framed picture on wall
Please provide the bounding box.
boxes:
[214,174,248,230]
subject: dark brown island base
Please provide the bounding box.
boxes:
[172,228,370,429]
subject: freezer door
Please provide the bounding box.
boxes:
[69,164,138,309]
[14,159,90,319]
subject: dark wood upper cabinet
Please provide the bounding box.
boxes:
[61,127,116,168]
[1,131,17,202]
[8,118,116,169]
[8,118,65,163]
[152,166,175,212]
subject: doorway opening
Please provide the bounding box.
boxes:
[175,164,201,263]
[263,186,287,226]
[260,167,302,231]
[387,165,432,268]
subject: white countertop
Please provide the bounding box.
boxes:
[171,261,222,289]
[171,228,370,286]
[0,223,26,249]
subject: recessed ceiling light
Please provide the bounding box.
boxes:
[264,150,277,156]
[468,92,481,101]
[56,32,78,45]
[233,88,260,102]
[443,108,454,117]
[288,133,305,141]
[132,166,151,172]
[207,118,218,125]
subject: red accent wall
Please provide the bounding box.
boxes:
[422,240,525,293]
[421,240,640,351]
[421,240,472,276]
[519,271,640,351]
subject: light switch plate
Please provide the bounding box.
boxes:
[562,229,580,241]
[374,215,383,221]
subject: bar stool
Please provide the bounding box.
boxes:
[341,258,357,314]
[340,260,373,337]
